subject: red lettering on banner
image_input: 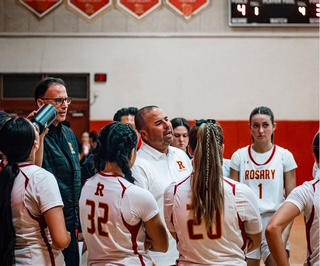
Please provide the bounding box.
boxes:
[116,0,161,19]
[67,0,112,20]
[19,0,63,18]
[166,0,209,19]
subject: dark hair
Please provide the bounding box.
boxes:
[89,130,99,143]
[0,111,10,127]
[0,111,10,160]
[134,105,158,132]
[170,117,190,132]
[249,106,275,143]
[189,119,224,231]
[313,131,319,163]
[113,107,139,122]
[95,122,138,183]
[127,107,138,116]
[34,77,66,104]
[0,117,36,265]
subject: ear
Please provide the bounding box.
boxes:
[139,129,147,141]
[37,99,44,108]
[187,145,194,157]
[273,122,277,131]
[222,143,225,154]
[34,140,39,151]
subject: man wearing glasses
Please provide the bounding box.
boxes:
[34,77,81,266]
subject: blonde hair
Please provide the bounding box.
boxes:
[189,120,224,230]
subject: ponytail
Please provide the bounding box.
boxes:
[189,120,224,231]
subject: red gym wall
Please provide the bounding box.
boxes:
[90,120,319,186]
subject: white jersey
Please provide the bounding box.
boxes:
[230,145,297,214]
[223,158,231,178]
[286,179,320,266]
[12,163,65,266]
[79,172,159,266]
[164,176,262,265]
[132,142,193,266]
[313,163,320,180]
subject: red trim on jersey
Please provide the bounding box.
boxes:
[248,145,276,166]
[305,179,319,266]
[20,167,56,266]
[117,178,128,198]
[99,172,123,178]
[121,214,146,266]
[224,179,247,252]
[224,178,236,195]
[305,206,314,266]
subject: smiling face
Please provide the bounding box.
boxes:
[38,84,69,126]
[140,108,173,154]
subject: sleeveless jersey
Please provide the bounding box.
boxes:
[230,145,297,213]
[286,179,319,266]
[164,176,262,265]
[12,163,64,266]
[79,172,159,266]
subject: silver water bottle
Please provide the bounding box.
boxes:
[31,104,57,134]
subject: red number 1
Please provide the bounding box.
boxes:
[258,183,263,199]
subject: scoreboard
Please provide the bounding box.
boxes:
[229,0,320,27]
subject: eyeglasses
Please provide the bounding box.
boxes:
[41,97,72,106]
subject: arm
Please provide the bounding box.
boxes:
[144,214,169,252]
[35,129,48,167]
[281,169,296,243]
[229,168,240,182]
[246,232,262,253]
[265,202,300,266]
[284,169,296,198]
[229,151,241,182]
[44,206,71,250]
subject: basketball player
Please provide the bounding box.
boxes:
[229,106,297,266]
[0,117,70,265]
[79,122,168,265]
[266,130,319,266]
[164,119,262,265]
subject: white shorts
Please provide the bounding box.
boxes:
[246,212,290,262]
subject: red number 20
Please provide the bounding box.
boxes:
[86,199,109,237]
[187,205,222,240]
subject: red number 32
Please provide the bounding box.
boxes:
[86,199,109,237]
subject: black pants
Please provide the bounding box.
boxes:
[62,230,79,266]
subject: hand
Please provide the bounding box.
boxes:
[40,128,49,138]
[26,110,37,120]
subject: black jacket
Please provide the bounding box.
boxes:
[42,123,81,230]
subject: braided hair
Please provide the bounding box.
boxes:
[189,119,224,231]
[0,117,36,266]
[95,122,138,183]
